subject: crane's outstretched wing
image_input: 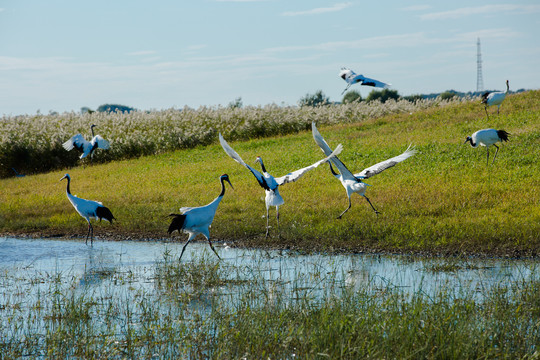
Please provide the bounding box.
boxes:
[275,144,343,186]
[311,122,357,180]
[339,68,357,84]
[92,135,110,150]
[354,145,416,179]
[359,75,390,88]
[219,133,269,190]
[63,134,86,151]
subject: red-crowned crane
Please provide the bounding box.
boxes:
[481,80,509,119]
[60,173,115,245]
[168,174,233,261]
[464,128,510,165]
[219,133,342,237]
[63,124,110,160]
[339,67,390,95]
[312,122,416,219]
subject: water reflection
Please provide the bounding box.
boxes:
[0,236,537,303]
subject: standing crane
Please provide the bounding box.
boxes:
[63,124,110,160]
[168,174,233,260]
[481,80,509,118]
[60,173,115,245]
[219,133,342,237]
[339,67,390,95]
[464,128,510,165]
[312,122,416,219]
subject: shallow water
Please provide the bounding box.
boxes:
[1,235,538,357]
[0,236,537,300]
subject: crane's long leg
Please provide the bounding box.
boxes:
[491,144,500,165]
[85,220,92,245]
[341,84,351,95]
[337,197,352,219]
[265,206,270,238]
[207,237,221,260]
[484,105,489,120]
[276,206,281,238]
[85,223,90,245]
[486,147,490,166]
[364,195,380,215]
[178,238,192,261]
[90,223,94,245]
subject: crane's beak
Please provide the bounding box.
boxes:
[226,178,234,190]
[59,174,68,181]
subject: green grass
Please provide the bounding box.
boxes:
[1,91,539,255]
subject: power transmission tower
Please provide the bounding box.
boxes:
[476,38,484,92]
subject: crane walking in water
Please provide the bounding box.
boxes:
[312,122,416,219]
[168,174,233,260]
[481,80,509,119]
[63,124,110,160]
[219,133,342,237]
[339,67,390,95]
[464,128,510,165]
[60,173,115,245]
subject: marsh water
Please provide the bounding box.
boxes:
[1,235,538,356]
[1,236,537,300]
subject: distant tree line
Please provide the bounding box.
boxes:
[298,87,527,107]
[81,104,136,114]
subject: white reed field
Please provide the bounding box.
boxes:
[0,97,467,178]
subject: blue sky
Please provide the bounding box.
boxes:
[1,0,539,115]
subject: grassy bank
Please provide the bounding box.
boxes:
[1,91,539,255]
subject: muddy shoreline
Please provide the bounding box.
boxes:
[2,229,538,260]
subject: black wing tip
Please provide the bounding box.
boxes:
[497,130,510,142]
[167,214,186,235]
[96,206,115,224]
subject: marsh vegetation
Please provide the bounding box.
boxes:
[0,238,538,359]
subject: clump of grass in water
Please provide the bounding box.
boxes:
[154,249,225,291]
[209,277,540,359]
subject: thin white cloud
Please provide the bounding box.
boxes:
[282,2,352,16]
[454,27,521,41]
[263,32,432,53]
[186,45,207,51]
[215,0,266,2]
[261,28,521,55]
[126,50,157,56]
[420,4,540,20]
[402,5,431,12]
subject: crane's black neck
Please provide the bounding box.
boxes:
[65,177,72,195]
[466,137,476,147]
[329,162,338,176]
[219,178,226,197]
[505,81,509,93]
[258,159,267,173]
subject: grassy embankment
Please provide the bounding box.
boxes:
[1,91,539,255]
